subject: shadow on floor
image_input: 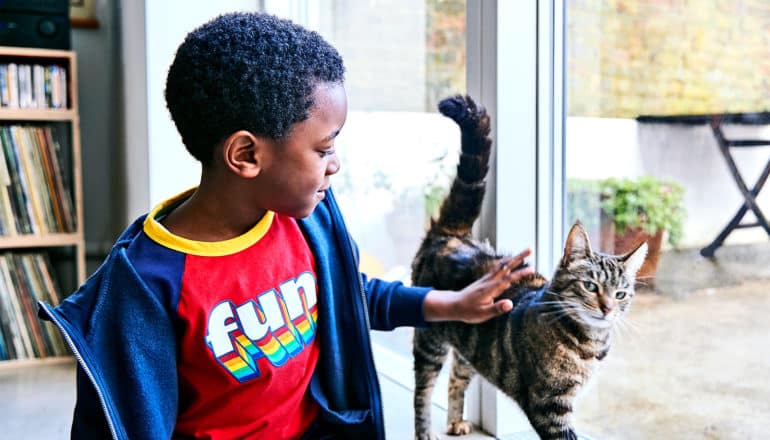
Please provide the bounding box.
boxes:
[651,241,770,298]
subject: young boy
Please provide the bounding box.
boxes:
[39,12,533,440]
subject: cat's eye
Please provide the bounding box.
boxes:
[615,291,627,300]
[582,281,599,293]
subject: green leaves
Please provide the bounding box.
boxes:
[568,176,687,247]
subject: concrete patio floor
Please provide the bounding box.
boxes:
[574,242,770,439]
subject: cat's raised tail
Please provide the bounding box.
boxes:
[433,95,493,235]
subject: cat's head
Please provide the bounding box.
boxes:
[549,222,648,329]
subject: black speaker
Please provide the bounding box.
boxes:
[0,0,70,50]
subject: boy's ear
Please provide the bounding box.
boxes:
[222,130,269,178]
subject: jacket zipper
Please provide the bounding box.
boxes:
[40,305,120,440]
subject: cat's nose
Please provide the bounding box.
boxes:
[600,303,612,316]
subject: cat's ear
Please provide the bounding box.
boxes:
[561,222,593,265]
[620,241,648,277]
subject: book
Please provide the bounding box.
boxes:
[43,127,75,231]
[0,254,32,358]
[1,127,26,233]
[0,261,18,359]
[12,127,46,233]
[0,144,17,235]
[0,65,8,107]
[7,63,18,109]
[32,65,45,110]
[19,254,58,356]
[7,254,46,357]
[23,127,57,232]
[0,127,32,234]
[33,253,67,356]
[33,127,63,230]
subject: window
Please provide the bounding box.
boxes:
[566,1,770,437]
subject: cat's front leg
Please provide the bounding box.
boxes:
[446,350,475,436]
[525,383,578,440]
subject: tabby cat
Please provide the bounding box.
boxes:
[411,95,647,440]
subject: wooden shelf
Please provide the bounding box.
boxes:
[0,108,76,121]
[0,233,83,249]
[0,47,84,364]
[0,356,74,370]
[0,46,75,60]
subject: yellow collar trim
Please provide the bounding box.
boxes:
[143,188,275,257]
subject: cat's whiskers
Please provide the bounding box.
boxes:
[542,307,583,325]
[616,315,643,334]
[534,301,574,307]
[539,308,582,319]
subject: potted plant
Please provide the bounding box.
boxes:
[568,176,686,282]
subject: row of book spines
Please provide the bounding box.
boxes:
[0,125,76,236]
[0,251,68,361]
[0,63,68,110]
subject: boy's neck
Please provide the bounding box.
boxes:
[160,181,268,242]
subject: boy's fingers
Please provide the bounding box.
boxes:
[494,248,533,275]
[478,299,513,321]
[478,266,533,302]
[496,255,516,271]
[507,266,534,282]
[496,298,513,314]
[505,249,532,270]
[493,265,534,289]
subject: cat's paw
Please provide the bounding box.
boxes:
[414,432,438,440]
[446,420,473,436]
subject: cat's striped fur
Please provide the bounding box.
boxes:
[411,95,647,440]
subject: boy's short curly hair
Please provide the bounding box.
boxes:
[165,12,345,164]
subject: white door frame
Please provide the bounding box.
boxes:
[468,0,565,436]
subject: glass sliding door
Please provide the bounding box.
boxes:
[565,1,770,438]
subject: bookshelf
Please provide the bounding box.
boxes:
[0,46,84,364]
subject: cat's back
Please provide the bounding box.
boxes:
[412,231,498,291]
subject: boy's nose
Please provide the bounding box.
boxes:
[327,155,341,175]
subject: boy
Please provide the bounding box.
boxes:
[39,12,533,440]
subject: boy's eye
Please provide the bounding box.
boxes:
[582,281,599,293]
[319,148,335,158]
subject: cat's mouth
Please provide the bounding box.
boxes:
[581,311,615,328]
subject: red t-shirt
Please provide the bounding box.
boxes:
[141,192,320,439]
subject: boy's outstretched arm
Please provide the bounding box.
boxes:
[423,248,534,324]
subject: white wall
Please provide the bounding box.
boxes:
[566,117,644,180]
[72,0,123,268]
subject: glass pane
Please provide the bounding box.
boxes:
[566,1,770,438]
[314,0,467,359]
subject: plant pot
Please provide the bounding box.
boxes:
[598,213,665,284]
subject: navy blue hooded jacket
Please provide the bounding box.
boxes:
[38,190,431,439]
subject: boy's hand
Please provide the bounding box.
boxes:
[423,248,534,324]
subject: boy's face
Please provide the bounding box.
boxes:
[258,83,347,218]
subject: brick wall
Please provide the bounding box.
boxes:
[568,0,770,118]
